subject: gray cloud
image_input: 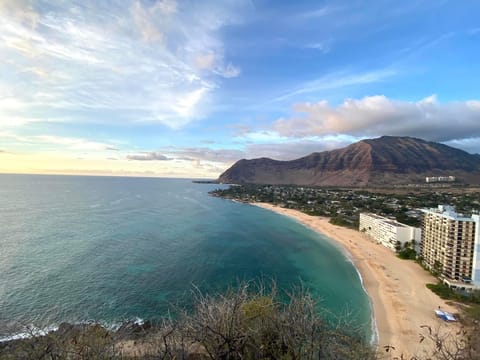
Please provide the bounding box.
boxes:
[162,140,350,165]
[443,138,480,155]
[169,147,245,163]
[127,152,171,161]
[272,95,480,143]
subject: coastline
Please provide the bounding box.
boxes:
[252,202,459,358]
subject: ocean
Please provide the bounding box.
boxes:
[0,174,371,339]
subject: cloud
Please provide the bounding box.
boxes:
[443,138,480,155]
[194,53,216,70]
[244,137,353,160]
[34,135,119,151]
[131,0,174,42]
[153,140,353,165]
[296,6,335,19]
[272,69,396,102]
[0,0,39,29]
[157,138,356,166]
[169,147,245,163]
[271,95,480,143]
[0,0,246,129]
[468,28,480,35]
[215,63,241,78]
[304,41,331,53]
[127,152,171,161]
[193,52,241,78]
[0,131,118,151]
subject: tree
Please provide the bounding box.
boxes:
[395,240,402,252]
[433,260,443,276]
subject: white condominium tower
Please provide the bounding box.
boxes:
[421,205,480,290]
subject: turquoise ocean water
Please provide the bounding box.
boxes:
[0,175,371,339]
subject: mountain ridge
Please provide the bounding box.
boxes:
[218,136,480,186]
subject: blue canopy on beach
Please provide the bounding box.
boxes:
[435,309,456,321]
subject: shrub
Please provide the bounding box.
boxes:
[397,247,417,260]
[1,283,375,360]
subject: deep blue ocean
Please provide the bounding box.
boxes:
[0,174,371,339]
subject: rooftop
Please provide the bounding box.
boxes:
[422,205,476,222]
[361,213,408,228]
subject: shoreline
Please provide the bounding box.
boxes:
[252,202,459,358]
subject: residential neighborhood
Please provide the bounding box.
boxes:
[212,185,480,291]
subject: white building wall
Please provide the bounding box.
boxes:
[410,227,422,252]
[359,213,421,251]
[397,226,412,244]
[472,214,480,287]
[421,205,479,290]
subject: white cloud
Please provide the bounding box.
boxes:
[0,0,246,128]
[296,6,334,19]
[0,0,39,29]
[33,135,118,151]
[192,52,241,79]
[215,63,241,78]
[0,96,66,127]
[194,53,216,70]
[272,69,396,102]
[173,87,210,118]
[0,131,118,151]
[239,130,288,143]
[304,41,331,53]
[269,95,480,144]
[468,28,480,35]
[131,1,165,42]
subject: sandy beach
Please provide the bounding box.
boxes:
[253,202,459,359]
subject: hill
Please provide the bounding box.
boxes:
[218,136,480,186]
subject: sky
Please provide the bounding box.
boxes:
[1,0,480,178]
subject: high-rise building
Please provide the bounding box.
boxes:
[421,205,480,290]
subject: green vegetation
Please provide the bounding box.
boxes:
[211,184,480,229]
[464,303,480,322]
[3,282,479,359]
[1,283,376,360]
[426,283,480,305]
[426,282,480,330]
[0,324,116,360]
[329,215,357,229]
[395,212,421,226]
[396,240,417,260]
[427,282,459,300]
[397,247,417,260]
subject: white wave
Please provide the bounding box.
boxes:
[0,317,148,343]
[0,324,58,343]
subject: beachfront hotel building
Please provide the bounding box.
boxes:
[359,213,422,251]
[421,205,480,290]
